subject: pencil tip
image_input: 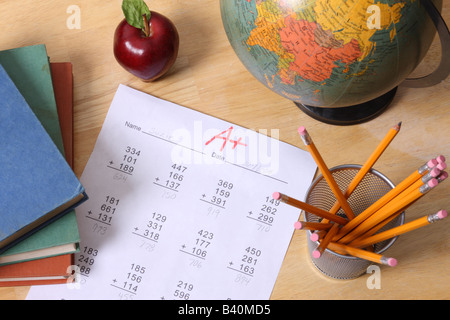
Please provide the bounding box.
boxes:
[393,121,402,131]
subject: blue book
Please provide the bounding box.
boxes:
[0,64,87,254]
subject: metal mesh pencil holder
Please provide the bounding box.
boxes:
[304,165,405,280]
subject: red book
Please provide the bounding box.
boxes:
[51,62,74,168]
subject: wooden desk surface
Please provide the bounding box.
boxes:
[1,0,449,300]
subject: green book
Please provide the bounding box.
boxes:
[0,45,63,152]
[0,45,80,265]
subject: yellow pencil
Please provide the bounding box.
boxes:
[353,210,404,243]
[327,242,397,267]
[294,221,333,231]
[309,123,402,255]
[273,192,348,225]
[298,126,355,220]
[350,171,447,242]
[310,230,326,242]
[396,166,442,201]
[312,223,340,258]
[333,159,438,241]
[327,122,402,216]
[338,178,439,244]
[350,210,448,248]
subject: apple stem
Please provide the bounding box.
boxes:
[143,14,151,37]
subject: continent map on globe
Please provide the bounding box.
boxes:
[247,0,404,84]
[221,0,439,109]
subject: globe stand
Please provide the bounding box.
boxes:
[294,87,398,126]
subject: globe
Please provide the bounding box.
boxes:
[220,0,447,124]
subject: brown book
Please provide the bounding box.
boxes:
[51,62,74,168]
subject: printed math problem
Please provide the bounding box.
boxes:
[26,85,316,300]
[154,163,189,192]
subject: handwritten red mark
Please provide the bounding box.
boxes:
[205,126,247,151]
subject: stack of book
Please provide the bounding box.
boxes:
[0,44,87,286]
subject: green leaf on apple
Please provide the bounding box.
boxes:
[122,0,151,35]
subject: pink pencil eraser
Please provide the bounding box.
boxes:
[312,250,321,259]
[298,126,307,136]
[439,171,448,180]
[437,162,447,170]
[428,159,438,167]
[294,221,303,230]
[436,155,446,163]
[437,210,448,219]
[387,258,397,267]
[430,167,441,177]
[272,192,281,200]
[428,178,438,188]
[310,233,320,242]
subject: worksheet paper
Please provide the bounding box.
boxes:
[27,85,316,300]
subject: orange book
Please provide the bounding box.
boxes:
[0,254,74,287]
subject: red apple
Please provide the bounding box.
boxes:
[114,11,179,81]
